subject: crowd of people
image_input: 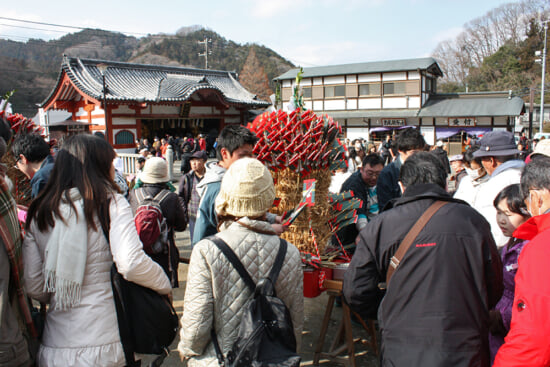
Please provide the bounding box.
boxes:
[134,133,216,166]
[338,128,550,366]
[2,119,550,366]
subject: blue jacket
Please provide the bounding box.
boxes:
[192,181,221,245]
[30,155,54,199]
[192,162,226,245]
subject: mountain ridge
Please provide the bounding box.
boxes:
[0,27,294,116]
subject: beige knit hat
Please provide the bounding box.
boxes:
[215,158,275,218]
[140,157,169,184]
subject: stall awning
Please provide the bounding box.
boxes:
[435,127,492,139]
[370,126,414,133]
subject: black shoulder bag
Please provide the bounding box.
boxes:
[101,221,179,367]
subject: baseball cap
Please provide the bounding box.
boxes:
[190,150,207,160]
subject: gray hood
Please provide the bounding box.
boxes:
[196,161,226,197]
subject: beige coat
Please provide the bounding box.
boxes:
[178,218,304,367]
[23,194,171,367]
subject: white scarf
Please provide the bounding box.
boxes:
[43,188,88,310]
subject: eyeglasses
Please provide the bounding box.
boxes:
[363,170,381,178]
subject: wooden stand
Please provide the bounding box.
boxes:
[313,279,378,366]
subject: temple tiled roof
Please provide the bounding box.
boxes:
[42,56,270,108]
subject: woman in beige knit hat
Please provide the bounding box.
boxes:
[179,158,304,366]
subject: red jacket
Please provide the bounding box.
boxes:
[494,213,550,367]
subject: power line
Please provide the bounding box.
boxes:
[0,16,145,36]
[0,23,67,33]
[0,19,283,61]
[0,16,192,40]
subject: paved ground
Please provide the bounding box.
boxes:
[139,161,380,366]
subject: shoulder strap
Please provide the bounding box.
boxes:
[386,200,448,285]
[209,236,256,292]
[268,238,287,284]
[154,189,171,204]
[135,187,146,203]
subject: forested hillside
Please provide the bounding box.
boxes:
[432,0,550,101]
[0,26,294,116]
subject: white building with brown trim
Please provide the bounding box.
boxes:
[275,58,525,146]
[40,56,270,152]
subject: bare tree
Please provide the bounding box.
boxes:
[433,0,548,84]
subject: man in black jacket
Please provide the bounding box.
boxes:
[343,152,503,367]
[337,153,384,246]
[178,150,207,240]
[377,127,425,211]
[432,140,451,174]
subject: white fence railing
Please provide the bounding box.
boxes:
[118,153,140,175]
[118,148,174,181]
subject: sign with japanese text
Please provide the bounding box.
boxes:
[381,118,405,127]
[448,117,476,126]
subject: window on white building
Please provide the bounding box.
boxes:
[359,84,381,96]
[302,87,312,99]
[383,82,406,95]
[425,77,435,93]
[324,85,345,98]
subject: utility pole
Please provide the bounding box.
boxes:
[529,86,535,139]
[198,38,212,69]
[536,20,548,134]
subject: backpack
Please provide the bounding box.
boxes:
[209,236,301,367]
[134,188,171,255]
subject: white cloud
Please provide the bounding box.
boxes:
[250,0,385,18]
[276,40,391,67]
[431,26,464,44]
[251,0,311,18]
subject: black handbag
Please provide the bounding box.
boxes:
[110,265,179,353]
[102,223,179,366]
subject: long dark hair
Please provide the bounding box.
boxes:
[27,134,119,233]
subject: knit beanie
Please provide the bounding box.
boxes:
[140,157,169,184]
[215,158,275,218]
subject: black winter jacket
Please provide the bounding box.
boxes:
[177,171,202,220]
[129,184,187,287]
[377,156,402,212]
[432,147,451,174]
[343,183,503,367]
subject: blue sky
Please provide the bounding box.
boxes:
[1,0,522,67]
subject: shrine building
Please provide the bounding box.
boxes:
[40,56,270,152]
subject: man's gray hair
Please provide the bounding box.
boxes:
[521,156,550,199]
